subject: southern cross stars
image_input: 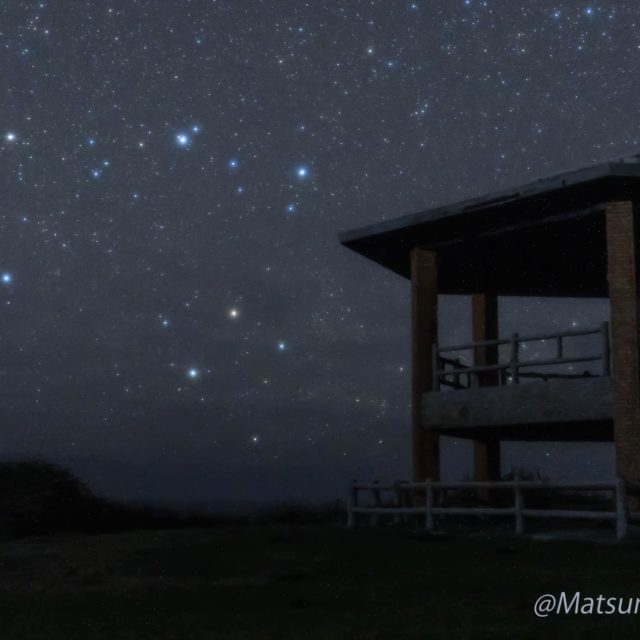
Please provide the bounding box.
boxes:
[175,125,202,149]
[175,133,190,147]
[1,272,13,284]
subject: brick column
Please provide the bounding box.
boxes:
[411,248,439,481]
[606,201,640,488]
[472,294,501,499]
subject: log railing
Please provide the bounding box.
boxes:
[432,322,610,391]
[347,478,628,539]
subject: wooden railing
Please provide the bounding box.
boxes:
[347,478,629,539]
[432,322,610,391]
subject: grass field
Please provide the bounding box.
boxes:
[1,524,640,639]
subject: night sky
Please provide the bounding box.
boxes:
[1,1,630,506]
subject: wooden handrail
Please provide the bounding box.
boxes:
[432,323,610,390]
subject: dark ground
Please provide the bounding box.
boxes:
[1,523,640,639]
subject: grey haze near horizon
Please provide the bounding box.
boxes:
[0,1,627,505]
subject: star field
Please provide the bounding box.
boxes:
[0,0,632,504]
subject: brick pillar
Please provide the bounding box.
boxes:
[411,248,439,481]
[606,201,640,490]
[472,294,501,499]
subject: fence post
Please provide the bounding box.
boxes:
[425,480,434,531]
[510,333,520,384]
[601,321,611,377]
[371,480,381,528]
[432,343,440,391]
[514,479,524,535]
[616,477,628,540]
[454,358,461,389]
[347,480,357,528]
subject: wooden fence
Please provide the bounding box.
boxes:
[433,322,610,391]
[347,478,629,540]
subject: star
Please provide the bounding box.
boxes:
[1,272,13,284]
[228,159,238,169]
[5,132,17,142]
[295,165,309,179]
[90,168,102,178]
[286,203,297,215]
[175,133,190,148]
[277,341,286,351]
[228,307,240,319]
[187,367,200,379]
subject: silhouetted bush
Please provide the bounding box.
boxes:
[0,459,221,538]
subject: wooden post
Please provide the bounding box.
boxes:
[432,343,440,391]
[371,480,381,528]
[616,477,628,540]
[509,333,520,384]
[472,294,501,501]
[425,480,434,531]
[514,480,524,535]
[411,248,439,481]
[601,321,611,377]
[347,480,357,528]
[606,202,640,504]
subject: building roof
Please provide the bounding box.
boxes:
[339,155,640,296]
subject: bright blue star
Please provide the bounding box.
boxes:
[90,168,101,178]
[585,7,594,15]
[5,132,16,143]
[296,165,309,179]
[187,367,200,379]
[236,186,245,194]
[102,159,110,167]
[191,125,201,133]
[278,341,286,351]
[1,272,12,285]
[175,133,190,147]
[87,137,96,146]
[228,159,238,169]
[286,203,297,215]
